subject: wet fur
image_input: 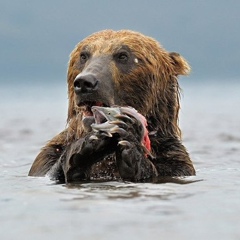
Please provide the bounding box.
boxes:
[29,30,195,181]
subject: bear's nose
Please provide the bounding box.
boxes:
[74,74,98,94]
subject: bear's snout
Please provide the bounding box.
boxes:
[73,55,115,108]
[74,74,99,94]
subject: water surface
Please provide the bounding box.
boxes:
[0,81,239,240]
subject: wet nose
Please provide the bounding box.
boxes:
[74,74,98,94]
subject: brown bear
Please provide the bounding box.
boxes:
[28,30,195,183]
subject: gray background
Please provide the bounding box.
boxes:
[1,0,239,84]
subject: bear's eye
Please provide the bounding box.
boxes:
[80,52,89,64]
[116,52,129,64]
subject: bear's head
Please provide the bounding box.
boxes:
[66,30,190,140]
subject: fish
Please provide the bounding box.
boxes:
[91,106,151,152]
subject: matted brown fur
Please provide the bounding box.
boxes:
[67,30,189,138]
[29,30,195,179]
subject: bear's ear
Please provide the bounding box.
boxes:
[169,52,191,76]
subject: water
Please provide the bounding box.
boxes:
[0,80,240,240]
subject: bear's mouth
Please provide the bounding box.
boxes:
[79,101,109,118]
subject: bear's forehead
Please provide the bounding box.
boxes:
[81,38,138,54]
[81,40,124,53]
[77,30,161,55]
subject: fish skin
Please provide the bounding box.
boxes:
[91,106,151,152]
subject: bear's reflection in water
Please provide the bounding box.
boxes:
[63,177,201,200]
